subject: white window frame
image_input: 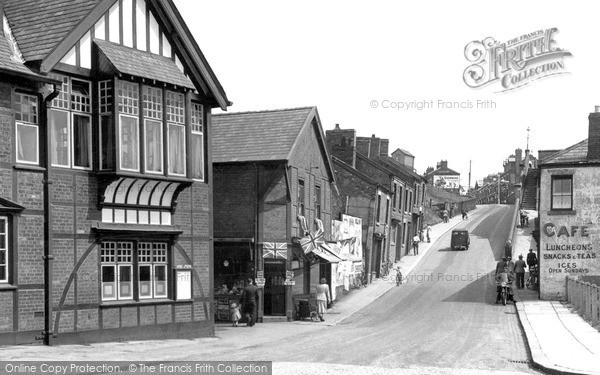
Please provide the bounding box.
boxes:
[167,123,186,177]
[117,264,133,300]
[0,217,8,283]
[144,119,164,174]
[101,264,117,301]
[191,102,204,181]
[49,109,70,168]
[15,122,39,165]
[98,80,113,171]
[119,114,140,172]
[71,112,93,170]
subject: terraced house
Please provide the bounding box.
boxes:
[0,0,229,344]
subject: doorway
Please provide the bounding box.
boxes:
[263,260,286,316]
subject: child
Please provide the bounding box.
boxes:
[230,302,241,327]
[396,267,403,286]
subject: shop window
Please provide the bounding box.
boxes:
[48,75,92,169]
[0,217,8,283]
[101,241,168,301]
[191,102,204,180]
[14,93,39,165]
[551,176,573,210]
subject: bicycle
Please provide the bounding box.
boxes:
[526,266,538,290]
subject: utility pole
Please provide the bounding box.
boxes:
[468,160,472,193]
[497,173,501,204]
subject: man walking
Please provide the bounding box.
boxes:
[526,249,538,269]
[514,255,527,289]
[426,224,431,243]
[241,278,259,327]
[412,234,420,255]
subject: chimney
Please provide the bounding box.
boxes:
[325,125,357,167]
[380,139,389,157]
[588,107,600,161]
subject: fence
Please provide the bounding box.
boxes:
[566,276,600,327]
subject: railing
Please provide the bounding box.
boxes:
[566,276,600,327]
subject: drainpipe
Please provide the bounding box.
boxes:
[42,83,60,345]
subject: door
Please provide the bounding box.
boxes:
[263,260,286,316]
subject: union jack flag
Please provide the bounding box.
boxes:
[263,242,287,259]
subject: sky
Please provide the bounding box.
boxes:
[173,0,599,187]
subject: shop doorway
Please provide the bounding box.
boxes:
[264,260,286,316]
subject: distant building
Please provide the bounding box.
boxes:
[424,160,460,193]
[537,107,600,300]
[391,148,415,170]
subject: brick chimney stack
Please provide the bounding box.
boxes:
[325,124,357,167]
[588,107,600,161]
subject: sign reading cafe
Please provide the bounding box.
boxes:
[463,28,572,92]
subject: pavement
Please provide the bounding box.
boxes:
[512,210,600,375]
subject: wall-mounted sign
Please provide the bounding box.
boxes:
[175,269,192,300]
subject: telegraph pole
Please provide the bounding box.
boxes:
[468,160,472,193]
[497,173,501,204]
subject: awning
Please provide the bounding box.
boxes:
[100,177,180,226]
[95,39,195,89]
[311,244,344,263]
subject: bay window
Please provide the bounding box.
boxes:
[101,241,169,301]
[48,75,92,169]
[99,81,115,170]
[14,93,39,165]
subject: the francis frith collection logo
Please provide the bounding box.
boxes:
[463,28,572,92]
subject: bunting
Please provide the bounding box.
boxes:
[263,242,287,259]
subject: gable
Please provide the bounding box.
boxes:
[288,115,335,183]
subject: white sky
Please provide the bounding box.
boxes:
[173,0,598,186]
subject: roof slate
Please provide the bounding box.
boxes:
[4,0,101,62]
[212,107,315,163]
[542,139,588,164]
[0,36,42,77]
[95,39,195,89]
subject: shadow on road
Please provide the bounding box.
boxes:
[441,270,499,305]
[470,205,514,262]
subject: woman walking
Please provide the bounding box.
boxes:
[315,278,331,322]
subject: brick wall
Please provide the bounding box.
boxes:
[213,164,256,238]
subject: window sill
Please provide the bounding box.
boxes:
[547,210,577,216]
[0,284,18,291]
[100,298,192,308]
[13,164,46,172]
[96,170,194,184]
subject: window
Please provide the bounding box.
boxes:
[393,184,397,209]
[191,103,204,180]
[385,197,390,222]
[99,81,114,170]
[376,193,382,222]
[167,91,186,176]
[315,185,321,219]
[404,189,409,212]
[398,186,403,212]
[144,86,163,174]
[118,81,140,172]
[48,75,92,169]
[101,241,168,301]
[14,93,39,165]
[298,179,305,216]
[0,217,7,283]
[551,176,573,210]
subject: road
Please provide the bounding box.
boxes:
[0,205,543,374]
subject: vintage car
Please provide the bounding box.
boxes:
[451,229,470,250]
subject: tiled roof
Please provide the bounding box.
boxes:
[4,0,101,62]
[95,39,195,89]
[0,36,42,77]
[542,139,588,164]
[212,107,315,163]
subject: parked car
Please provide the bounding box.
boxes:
[451,229,470,250]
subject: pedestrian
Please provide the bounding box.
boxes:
[395,267,403,286]
[315,278,331,322]
[520,209,526,227]
[230,302,241,327]
[442,209,448,223]
[426,224,431,243]
[412,234,420,255]
[506,256,515,272]
[495,257,508,276]
[526,248,538,269]
[241,278,259,327]
[514,255,527,289]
